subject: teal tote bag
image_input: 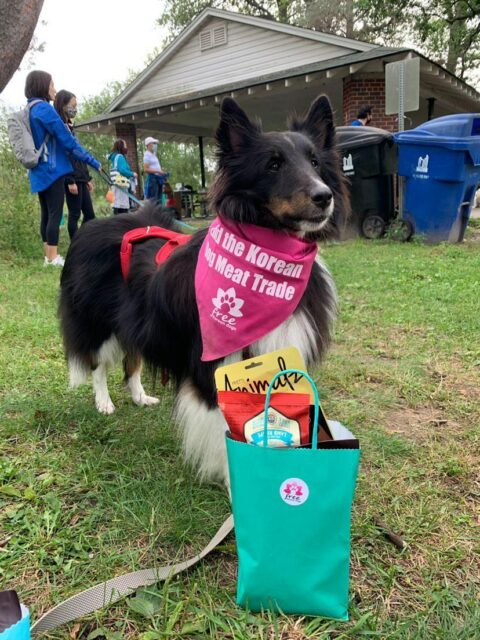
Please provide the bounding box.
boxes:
[226,370,360,620]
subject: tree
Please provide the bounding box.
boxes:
[415,0,480,80]
[0,0,45,93]
[157,0,304,37]
[157,0,412,41]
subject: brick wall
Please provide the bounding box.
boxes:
[343,76,397,132]
[114,122,143,197]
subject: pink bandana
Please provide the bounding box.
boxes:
[195,216,318,361]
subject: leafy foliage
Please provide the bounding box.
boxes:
[0,107,41,259]
[413,0,480,81]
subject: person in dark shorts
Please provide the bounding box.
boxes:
[54,89,96,239]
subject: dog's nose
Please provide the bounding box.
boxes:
[311,188,333,209]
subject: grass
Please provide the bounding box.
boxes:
[1,223,479,639]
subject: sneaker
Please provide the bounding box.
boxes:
[44,254,65,267]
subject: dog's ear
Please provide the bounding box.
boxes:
[216,98,260,153]
[289,95,335,149]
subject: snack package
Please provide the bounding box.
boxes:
[215,347,315,402]
[218,391,311,447]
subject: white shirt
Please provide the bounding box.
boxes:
[143,150,161,172]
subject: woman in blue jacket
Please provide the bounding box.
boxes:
[25,70,101,266]
[108,139,137,214]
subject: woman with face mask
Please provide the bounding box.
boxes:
[54,90,96,239]
[24,70,101,266]
[143,136,168,202]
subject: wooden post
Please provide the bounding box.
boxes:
[199,136,206,189]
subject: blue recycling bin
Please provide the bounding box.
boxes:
[395,114,480,242]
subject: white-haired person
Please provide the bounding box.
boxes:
[143,136,168,201]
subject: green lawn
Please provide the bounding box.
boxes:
[1,226,479,639]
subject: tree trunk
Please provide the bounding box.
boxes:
[446,0,467,75]
[345,0,355,38]
[0,0,44,93]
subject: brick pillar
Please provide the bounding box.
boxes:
[114,122,143,197]
[343,76,397,132]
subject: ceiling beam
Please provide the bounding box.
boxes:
[349,62,367,74]
[326,68,347,79]
[136,120,214,138]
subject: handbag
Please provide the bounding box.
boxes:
[226,369,360,619]
[109,153,121,183]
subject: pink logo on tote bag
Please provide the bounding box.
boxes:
[280,478,309,506]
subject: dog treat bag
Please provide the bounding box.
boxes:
[218,391,311,447]
[216,348,333,443]
[215,347,315,401]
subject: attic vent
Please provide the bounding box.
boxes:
[199,23,228,51]
[213,24,227,46]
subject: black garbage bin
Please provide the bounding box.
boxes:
[336,126,397,238]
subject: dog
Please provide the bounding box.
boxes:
[59,95,349,486]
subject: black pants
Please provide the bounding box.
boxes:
[113,207,129,215]
[65,182,95,240]
[38,176,65,246]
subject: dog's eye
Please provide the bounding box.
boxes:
[268,159,282,172]
[311,157,319,168]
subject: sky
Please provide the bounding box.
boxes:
[0,0,166,110]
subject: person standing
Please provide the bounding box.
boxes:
[351,106,373,127]
[54,90,96,240]
[108,139,137,214]
[143,136,168,201]
[25,70,101,266]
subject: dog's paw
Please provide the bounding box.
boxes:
[133,394,160,407]
[96,398,116,414]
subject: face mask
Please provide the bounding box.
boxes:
[153,143,158,153]
[66,107,77,119]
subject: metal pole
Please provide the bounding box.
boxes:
[198,136,206,189]
[398,62,405,217]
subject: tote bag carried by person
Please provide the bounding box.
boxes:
[226,369,360,620]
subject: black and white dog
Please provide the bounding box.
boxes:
[59,95,349,485]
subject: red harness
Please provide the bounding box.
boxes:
[120,226,192,281]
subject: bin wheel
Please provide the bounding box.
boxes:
[362,215,386,239]
[389,218,414,242]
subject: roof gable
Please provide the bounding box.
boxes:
[108,8,376,112]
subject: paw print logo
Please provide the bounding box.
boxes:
[212,287,244,318]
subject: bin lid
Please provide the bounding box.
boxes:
[336,126,394,150]
[395,114,480,155]
[413,113,480,138]
[395,116,480,166]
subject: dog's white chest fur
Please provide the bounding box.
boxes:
[250,310,319,364]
